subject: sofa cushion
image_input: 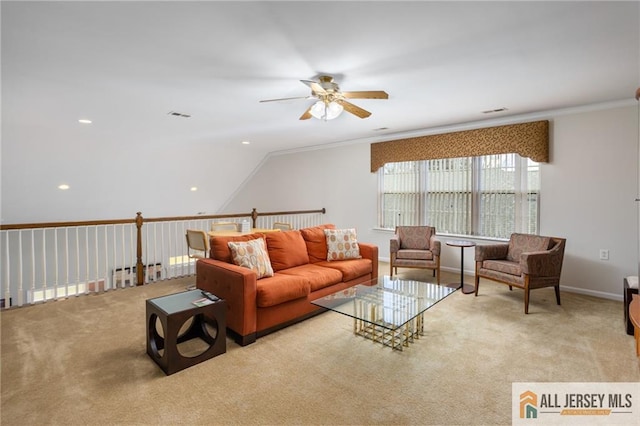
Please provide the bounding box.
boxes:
[279,264,343,292]
[506,233,552,262]
[316,259,372,282]
[265,230,309,272]
[300,224,336,263]
[396,249,433,260]
[210,233,264,263]
[482,259,521,276]
[256,273,310,308]
[227,237,274,279]
[324,228,361,261]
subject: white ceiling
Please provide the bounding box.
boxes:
[2,1,639,155]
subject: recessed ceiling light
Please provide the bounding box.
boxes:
[58,184,70,190]
[78,119,92,124]
[190,187,198,192]
[373,127,389,131]
[241,141,250,145]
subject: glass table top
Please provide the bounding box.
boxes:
[311,276,456,330]
[148,289,209,314]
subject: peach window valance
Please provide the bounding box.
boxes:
[370,120,549,172]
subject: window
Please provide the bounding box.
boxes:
[378,154,539,239]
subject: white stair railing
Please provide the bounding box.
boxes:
[1,208,326,309]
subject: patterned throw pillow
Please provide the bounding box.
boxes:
[227,238,274,279]
[324,228,361,261]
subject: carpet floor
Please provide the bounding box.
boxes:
[1,268,639,425]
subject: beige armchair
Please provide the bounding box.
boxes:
[474,233,566,314]
[390,226,440,284]
[210,221,239,232]
[272,222,292,231]
[185,229,210,259]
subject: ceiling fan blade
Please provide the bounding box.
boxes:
[259,96,311,103]
[299,106,313,120]
[300,79,327,95]
[338,100,371,119]
[341,91,389,100]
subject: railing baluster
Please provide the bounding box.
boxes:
[103,225,108,292]
[18,231,23,306]
[98,225,109,292]
[4,232,10,307]
[144,224,149,282]
[30,230,35,304]
[64,228,69,298]
[75,227,80,296]
[41,229,47,301]
[84,227,88,294]
[121,225,126,288]
[54,229,59,299]
[111,225,116,290]
[96,226,101,291]
[131,221,136,286]
[160,223,166,279]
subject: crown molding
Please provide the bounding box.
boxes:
[267,98,637,159]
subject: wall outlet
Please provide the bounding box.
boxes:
[599,249,609,261]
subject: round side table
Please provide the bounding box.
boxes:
[445,240,476,294]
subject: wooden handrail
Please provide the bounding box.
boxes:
[0,218,135,230]
[250,207,326,217]
[142,213,251,224]
[0,208,326,230]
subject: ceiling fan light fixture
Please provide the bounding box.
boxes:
[310,100,343,121]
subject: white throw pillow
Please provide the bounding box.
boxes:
[228,238,274,279]
[324,228,361,261]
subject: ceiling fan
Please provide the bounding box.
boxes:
[259,75,388,121]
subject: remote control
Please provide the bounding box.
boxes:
[200,290,219,301]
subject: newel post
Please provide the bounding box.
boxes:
[135,212,144,286]
[251,208,258,228]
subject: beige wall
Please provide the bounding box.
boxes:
[224,103,639,300]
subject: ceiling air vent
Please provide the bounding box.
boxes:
[167,111,191,118]
[482,107,508,114]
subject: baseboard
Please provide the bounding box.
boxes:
[558,285,622,302]
[381,256,623,302]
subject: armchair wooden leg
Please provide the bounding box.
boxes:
[474,274,480,296]
[524,288,530,314]
[554,285,561,306]
[436,268,440,285]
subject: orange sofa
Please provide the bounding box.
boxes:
[196,224,379,346]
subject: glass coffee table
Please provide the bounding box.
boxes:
[311,276,455,351]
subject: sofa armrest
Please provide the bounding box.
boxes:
[430,237,441,256]
[196,258,258,341]
[475,243,509,262]
[390,236,400,254]
[359,242,379,278]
